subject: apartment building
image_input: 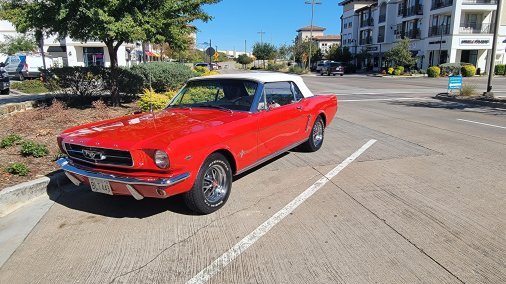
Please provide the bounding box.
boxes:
[296,26,341,54]
[340,0,506,72]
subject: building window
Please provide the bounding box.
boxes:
[378,26,385,43]
[83,47,105,67]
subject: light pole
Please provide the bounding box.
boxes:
[305,0,321,70]
[485,0,503,96]
[257,30,265,44]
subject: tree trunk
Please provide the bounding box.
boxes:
[105,40,122,106]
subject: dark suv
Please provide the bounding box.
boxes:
[0,63,10,95]
[320,62,344,76]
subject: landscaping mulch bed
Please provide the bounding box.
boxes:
[0,100,138,190]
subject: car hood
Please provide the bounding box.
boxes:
[60,108,246,149]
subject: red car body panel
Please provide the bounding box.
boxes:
[58,91,337,199]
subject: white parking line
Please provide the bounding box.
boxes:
[457,119,506,129]
[340,98,432,102]
[186,139,377,284]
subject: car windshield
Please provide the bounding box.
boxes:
[168,79,258,112]
[330,63,340,67]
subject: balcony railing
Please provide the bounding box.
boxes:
[406,29,421,39]
[360,18,374,27]
[359,37,372,45]
[377,34,385,43]
[431,0,453,10]
[428,24,451,37]
[403,4,423,17]
[459,23,493,33]
[462,0,497,4]
[379,14,386,23]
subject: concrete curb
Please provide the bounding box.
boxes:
[0,171,70,217]
[434,95,506,109]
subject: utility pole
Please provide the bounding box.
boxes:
[485,0,503,96]
[305,0,321,71]
[245,40,247,54]
[257,30,265,44]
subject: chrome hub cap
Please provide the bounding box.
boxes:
[202,164,228,203]
[313,121,324,146]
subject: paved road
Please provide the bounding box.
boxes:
[1,75,505,283]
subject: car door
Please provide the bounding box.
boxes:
[256,81,308,158]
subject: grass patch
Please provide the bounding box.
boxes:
[5,163,30,176]
[0,134,23,148]
[460,85,477,97]
[20,141,49,158]
[11,80,49,94]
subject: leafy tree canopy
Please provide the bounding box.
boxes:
[235,54,253,69]
[327,45,352,63]
[0,34,37,55]
[293,40,318,67]
[252,42,277,68]
[384,38,416,67]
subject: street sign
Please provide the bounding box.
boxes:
[448,75,462,94]
[205,47,216,57]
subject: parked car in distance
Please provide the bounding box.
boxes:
[320,61,344,76]
[194,62,220,70]
[315,60,329,73]
[57,73,338,214]
[0,62,10,95]
[4,54,52,80]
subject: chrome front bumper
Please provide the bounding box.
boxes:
[56,158,190,187]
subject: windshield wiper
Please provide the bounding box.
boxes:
[196,104,233,113]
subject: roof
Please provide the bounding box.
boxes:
[189,73,314,98]
[314,35,341,41]
[297,25,326,32]
[339,0,375,6]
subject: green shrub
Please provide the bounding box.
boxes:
[460,84,477,96]
[396,66,405,74]
[267,63,285,71]
[387,67,394,75]
[138,88,171,112]
[495,64,505,75]
[20,141,49,158]
[393,69,402,76]
[5,163,30,176]
[11,80,49,94]
[193,66,210,75]
[288,65,305,75]
[427,66,441,78]
[130,62,195,93]
[0,134,23,148]
[461,65,476,77]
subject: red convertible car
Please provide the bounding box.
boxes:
[57,73,338,214]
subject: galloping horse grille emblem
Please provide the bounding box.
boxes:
[82,149,106,160]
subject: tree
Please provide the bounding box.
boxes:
[235,54,253,69]
[312,48,324,64]
[0,34,37,55]
[277,44,293,61]
[327,45,352,63]
[384,38,416,67]
[293,40,318,69]
[0,0,220,105]
[355,49,372,69]
[252,42,277,69]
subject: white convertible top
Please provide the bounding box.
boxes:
[189,72,315,98]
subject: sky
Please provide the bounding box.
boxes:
[194,0,343,52]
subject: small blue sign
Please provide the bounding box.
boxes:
[448,75,463,90]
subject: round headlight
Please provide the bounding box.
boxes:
[154,150,169,169]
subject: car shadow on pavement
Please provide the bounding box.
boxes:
[52,152,291,218]
[52,185,198,218]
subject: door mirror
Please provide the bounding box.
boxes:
[0,63,5,68]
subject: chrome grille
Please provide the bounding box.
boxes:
[64,143,133,167]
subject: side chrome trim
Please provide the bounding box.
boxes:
[236,139,308,175]
[57,158,190,187]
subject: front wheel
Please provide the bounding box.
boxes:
[184,153,232,214]
[0,88,9,95]
[300,116,325,152]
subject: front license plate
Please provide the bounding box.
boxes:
[89,178,113,195]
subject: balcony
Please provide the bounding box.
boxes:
[403,4,424,17]
[428,24,451,37]
[406,29,421,39]
[431,0,453,10]
[359,37,372,45]
[379,14,386,23]
[462,0,497,4]
[360,18,374,28]
[459,23,493,33]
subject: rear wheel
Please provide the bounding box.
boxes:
[184,153,232,214]
[0,88,9,95]
[18,73,24,81]
[301,116,325,152]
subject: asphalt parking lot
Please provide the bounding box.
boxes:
[1,74,505,283]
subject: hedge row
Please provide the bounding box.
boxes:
[44,63,196,98]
